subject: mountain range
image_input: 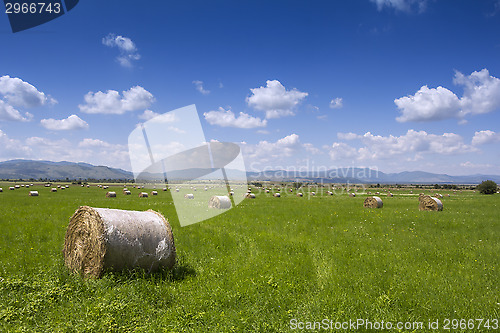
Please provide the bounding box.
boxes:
[0,159,499,184]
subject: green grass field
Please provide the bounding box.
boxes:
[0,183,499,332]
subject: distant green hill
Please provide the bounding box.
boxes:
[0,160,133,181]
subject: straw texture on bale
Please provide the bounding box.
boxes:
[364,196,383,208]
[185,194,194,199]
[106,192,117,198]
[274,193,281,197]
[419,195,443,211]
[63,206,175,278]
[208,195,232,209]
[139,192,149,198]
[29,191,39,196]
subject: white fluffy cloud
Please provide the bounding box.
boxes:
[41,115,89,131]
[79,86,155,114]
[370,0,427,12]
[246,80,308,119]
[192,80,210,95]
[204,107,267,129]
[0,100,32,122]
[331,129,474,162]
[0,75,56,108]
[329,97,343,109]
[396,69,500,123]
[395,86,461,122]
[102,33,141,67]
[472,130,500,146]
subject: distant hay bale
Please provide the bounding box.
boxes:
[106,192,117,198]
[51,188,57,192]
[245,193,256,199]
[0,188,2,192]
[26,185,30,188]
[163,188,168,191]
[9,187,15,190]
[433,194,443,199]
[151,191,158,196]
[175,188,180,192]
[57,185,61,188]
[387,193,393,197]
[61,187,66,190]
[87,185,90,188]
[184,194,194,199]
[103,186,108,189]
[229,191,234,196]
[123,188,128,192]
[139,192,149,198]
[15,185,20,189]
[364,196,383,208]
[208,195,232,209]
[419,195,443,211]
[29,191,39,197]
[265,189,270,193]
[310,192,316,196]
[123,190,131,195]
[349,193,356,197]
[66,185,69,188]
[63,206,175,278]
[297,193,303,197]
[274,193,281,197]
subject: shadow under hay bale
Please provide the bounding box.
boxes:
[364,196,383,208]
[208,195,232,209]
[63,206,176,278]
[419,195,443,211]
[106,192,116,198]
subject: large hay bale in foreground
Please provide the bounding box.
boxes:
[29,191,39,196]
[364,196,383,208]
[208,195,232,209]
[63,206,175,278]
[419,195,443,211]
[106,192,116,198]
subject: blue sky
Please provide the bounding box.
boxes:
[1,0,500,175]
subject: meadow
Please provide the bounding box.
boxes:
[0,182,499,332]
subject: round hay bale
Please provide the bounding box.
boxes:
[163,188,168,191]
[51,188,57,192]
[184,193,194,199]
[245,193,256,199]
[123,188,128,191]
[151,191,158,196]
[175,188,180,192]
[208,195,232,209]
[63,206,175,278]
[139,192,149,198]
[419,195,443,211]
[297,193,303,197]
[106,192,117,198]
[387,193,393,197]
[364,196,383,208]
[29,191,39,196]
[274,193,281,197]
[349,193,356,197]
[229,191,234,196]
[61,187,66,190]
[0,188,2,192]
[434,193,443,199]
[9,187,15,190]
[15,185,20,189]
[311,192,316,196]
[123,190,131,195]
[265,189,270,193]
[87,185,90,188]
